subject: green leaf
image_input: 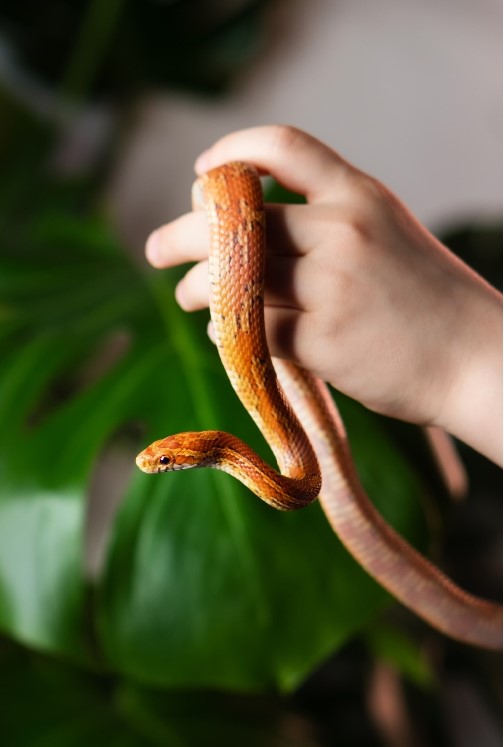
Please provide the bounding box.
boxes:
[364,622,436,689]
[0,202,429,690]
[0,638,327,746]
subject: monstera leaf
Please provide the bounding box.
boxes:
[0,639,326,747]
[0,199,428,691]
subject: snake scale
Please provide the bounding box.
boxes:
[136,162,502,649]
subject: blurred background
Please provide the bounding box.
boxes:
[0,1,501,745]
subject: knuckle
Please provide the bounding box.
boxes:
[340,210,372,245]
[317,204,370,249]
[269,124,304,155]
[333,177,384,245]
[347,172,389,214]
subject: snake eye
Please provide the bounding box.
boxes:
[159,455,170,465]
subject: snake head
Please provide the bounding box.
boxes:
[136,434,202,474]
[135,441,173,473]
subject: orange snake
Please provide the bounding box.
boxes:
[136,162,502,649]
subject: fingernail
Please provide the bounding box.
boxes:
[145,230,160,265]
[207,320,216,343]
[175,282,188,310]
[194,149,211,174]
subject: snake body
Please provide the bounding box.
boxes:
[137,162,502,649]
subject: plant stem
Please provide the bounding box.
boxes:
[60,0,126,100]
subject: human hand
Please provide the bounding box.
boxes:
[145,126,502,464]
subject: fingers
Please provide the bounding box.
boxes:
[263,306,318,363]
[146,211,208,268]
[175,260,209,311]
[208,306,320,368]
[175,255,312,312]
[146,202,319,275]
[266,204,316,256]
[148,200,332,312]
[195,125,351,203]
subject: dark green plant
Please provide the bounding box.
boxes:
[2,4,500,744]
[0,0,268,96]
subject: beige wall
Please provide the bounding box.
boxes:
[110,0,502,249]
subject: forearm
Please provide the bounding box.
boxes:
[434,269,502,465]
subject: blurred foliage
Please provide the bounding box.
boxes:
[443,224,503,292]
[0,144,429,688]
[0,0,268,96]
[364,623,435,690]
[0,637,327,746]
[0,2,501,745]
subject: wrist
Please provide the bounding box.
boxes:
[433,266,502,464]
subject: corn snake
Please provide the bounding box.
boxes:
[136,162,502,649]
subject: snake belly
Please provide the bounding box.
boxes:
[137,161,502,650]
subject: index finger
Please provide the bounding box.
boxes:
[194,125,352,203]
